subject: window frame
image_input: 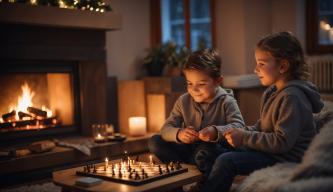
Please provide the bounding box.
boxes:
[150,0,216,49]
[306,0,333,54]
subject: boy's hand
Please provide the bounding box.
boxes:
[198,126,218,142]
[223,128,244,148]
[178,126,199,144]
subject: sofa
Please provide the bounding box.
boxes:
[232,100,333,192]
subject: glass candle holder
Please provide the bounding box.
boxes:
[105,124,114,136]
[92,124,106,143]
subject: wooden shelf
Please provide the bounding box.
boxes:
[0,3,122,30]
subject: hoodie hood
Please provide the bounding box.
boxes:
[275,80,324,113]
[208,86,234,104]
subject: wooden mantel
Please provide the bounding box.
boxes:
[0,3,122,30]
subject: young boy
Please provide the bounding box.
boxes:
[148,49,245,180]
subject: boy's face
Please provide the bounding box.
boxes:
[254,49,282,86]
[183,69,221,103]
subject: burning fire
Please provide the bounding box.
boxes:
[16,83,34,113]
[9,83,53,120]
[0,82,59,130]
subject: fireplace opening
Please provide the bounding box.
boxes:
[0,61,81,146]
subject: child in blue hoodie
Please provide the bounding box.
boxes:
[199,32,324,192]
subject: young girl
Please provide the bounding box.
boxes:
[148,49,244,180]
[199,32,324,192]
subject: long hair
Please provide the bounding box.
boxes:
[257,31,309,80]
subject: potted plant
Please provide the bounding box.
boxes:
[143,42,190,77]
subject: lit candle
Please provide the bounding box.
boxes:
[128,117,147,136]
[149,155,153,165]
[105,157,108,169]
[94,133,105,143]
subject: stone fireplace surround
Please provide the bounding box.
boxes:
[0,3,150,187]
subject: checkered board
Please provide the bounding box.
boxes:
[76,160,188,185]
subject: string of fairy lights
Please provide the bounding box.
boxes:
[0,0,112,12]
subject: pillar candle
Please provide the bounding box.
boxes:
[128,117,147,136]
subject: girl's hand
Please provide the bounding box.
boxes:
[198,126,218,142]
[178,127,199,144]
[224,128,244,148]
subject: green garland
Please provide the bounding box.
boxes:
[0,0,112,12]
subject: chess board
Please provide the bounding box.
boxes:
[76,159,188,186]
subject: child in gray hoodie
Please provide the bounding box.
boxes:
[148,49,245,180]
[199,32,324,192]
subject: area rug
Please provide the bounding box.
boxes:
[1,182,61,192]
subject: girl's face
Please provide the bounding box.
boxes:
[183,69,221,103]
[254,49,283,87]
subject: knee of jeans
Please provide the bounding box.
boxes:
[214,153,235,170]
[148,135,163,153]
[194,149,209,165]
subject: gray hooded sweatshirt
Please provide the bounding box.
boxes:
[243,80,324,162]
[161,87,245,143]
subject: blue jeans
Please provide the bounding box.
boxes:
[148,135,225,176]
[201,148,277,192]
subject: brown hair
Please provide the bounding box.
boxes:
[257,31,309,80]
[183,49,221,80]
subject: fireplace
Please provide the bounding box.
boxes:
[0,60,80,145]
[0,3,122,146]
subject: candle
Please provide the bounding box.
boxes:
[128,117,147,136]
[94,133,105,143]
[149,155,153,165]
[105,157,108,169]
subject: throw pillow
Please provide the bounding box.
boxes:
[291,119,333,180]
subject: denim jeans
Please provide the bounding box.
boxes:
[148,134,224,176]
[201,148,277,192]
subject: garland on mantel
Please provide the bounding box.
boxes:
[0,0,112,12]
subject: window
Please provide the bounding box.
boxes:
[151,0,215,51]
[306,0,333,54]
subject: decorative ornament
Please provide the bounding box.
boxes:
[1,0,112,12]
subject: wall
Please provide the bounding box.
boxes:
[105,0,305,79]
[271,0,306,48]
[215,0,306,76]
[215,0,247,75]
[106,0,150,80]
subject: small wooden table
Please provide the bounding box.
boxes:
[53,163,202,192]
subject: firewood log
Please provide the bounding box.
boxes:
[18,111,32,119]
[15,149,31,157]
[29,140,55,153]
[27,107,47,117]
[2,110,16,121]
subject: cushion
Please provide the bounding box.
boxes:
[235,163,296,192]
[291,119,333,180]
[313,101,333,131]
[277,178,333,192]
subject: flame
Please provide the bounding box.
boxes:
[16,83,35,113]
[42,106,53,117]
